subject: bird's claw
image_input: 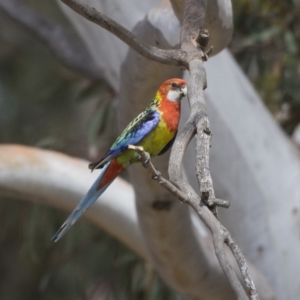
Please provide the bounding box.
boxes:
[141,152,150,167]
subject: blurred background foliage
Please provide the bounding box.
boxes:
[0,0,299,299]
[230,0,300,134]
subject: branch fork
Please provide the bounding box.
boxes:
[61,1,260,299]
[128,145,258,299]
[193,29,214,61]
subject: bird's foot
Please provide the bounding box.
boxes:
[127,145,151,167]
[141,152,150,167]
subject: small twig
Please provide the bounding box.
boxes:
[203,195,230,209]
[128,145,230,211]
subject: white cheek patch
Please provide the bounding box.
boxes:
[167,90,181,102]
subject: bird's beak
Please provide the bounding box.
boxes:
[180,86,187,97]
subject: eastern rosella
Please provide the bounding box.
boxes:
[52,78,187,242]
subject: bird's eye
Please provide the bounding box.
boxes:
[171,82,178,88]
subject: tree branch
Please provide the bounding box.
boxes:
[0,0,107,82]
[60,0,208,67]
[226,236,259,300]
[0,145,146,258]
[128,145,229,209]
[130,144,258,300]
[58,0,260,299]
[170,0,259,298]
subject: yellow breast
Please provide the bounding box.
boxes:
[138,120,174,155]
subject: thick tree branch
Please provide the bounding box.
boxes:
[0,145,145,258]
[0,0,107,82]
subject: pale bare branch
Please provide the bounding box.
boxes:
[0,145,145,258]
[170,0,259,298]
[131,143,256,299]
[57,0,260,298]
[60,0,208,67]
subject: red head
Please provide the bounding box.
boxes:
[158,78,187,102]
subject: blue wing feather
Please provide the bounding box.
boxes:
[89,109,160,170]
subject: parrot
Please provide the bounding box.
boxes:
[52,78,187,242]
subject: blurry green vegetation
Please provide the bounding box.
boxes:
[0,198,178,300]
[231,0,300,133]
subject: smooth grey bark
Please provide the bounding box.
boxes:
[0,145,145,258]
[204,50,300,300]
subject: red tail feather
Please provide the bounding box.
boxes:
[97,159,125,190]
